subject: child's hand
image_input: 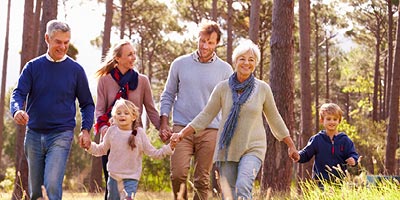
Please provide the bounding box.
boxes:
[346,157,356,166]
[288,147,300,162]
[291,151,300,162]
[170,132,182,144]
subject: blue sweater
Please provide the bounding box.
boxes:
[10,55,94,133]
[298,130,359,180]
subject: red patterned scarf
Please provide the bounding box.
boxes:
[94,68,138,134]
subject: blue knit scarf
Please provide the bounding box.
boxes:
[218,72,255,153]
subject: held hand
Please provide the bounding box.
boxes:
[170,132,183,144]
[288,147,300,162]
[159,129,172,143]
[346,157,356,166]
[13,110,29,125]
[79,130,91,150]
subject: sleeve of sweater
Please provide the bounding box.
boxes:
[141,75,161,130]
[345,136,359,164]
[10,62,32,116]
[95,76,109,132]
[76,67,95,131]
[160,60,179,116]
[87,128,112,156]
[262,82,289,141]
[189,83,223,133]
[298,135,317,163]
[140,128,172,158]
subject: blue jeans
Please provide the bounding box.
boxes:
[217,154,262,200]
[108,177,138,200]
[24,129,74,200]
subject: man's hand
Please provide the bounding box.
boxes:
[159,115,172,143]
[13,110,29,125]
[79,129,91,149]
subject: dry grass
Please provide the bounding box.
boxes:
[0,191,175,200]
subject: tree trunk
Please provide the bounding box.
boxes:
[313,9,320,133]
[89,134,103,192]
[325,33,329,101]
[37,0,57,55]
[33,0,42,57]
[120,0,126,39]
[212,0,217,21]
[12,0,36,199]
[298,0,313,181]
[385,0,393,118]
[101,0,113,60]
[249,0,260,44]
[385,1,400,175]
[226,0,233,65]
[0,0,11,171]
[262,0,294,192]
[372,32,381,122]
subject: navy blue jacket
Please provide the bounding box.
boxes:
[298,130,359,181]
[10,55,94,133]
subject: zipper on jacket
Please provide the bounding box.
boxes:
[331,140,335,155]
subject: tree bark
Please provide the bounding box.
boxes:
[0,0,11,172]
[262,0,295,192]
[385,1,400,175]
[249,0,260,44]
[226,0,233,65]
[313,8,320,133]
[37,0,57,55]
[101,0,113,60]
[13,0,36,198]
[298,0,313,181]
[385,0,393,118]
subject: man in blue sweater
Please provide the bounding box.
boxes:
[10,19,94,200]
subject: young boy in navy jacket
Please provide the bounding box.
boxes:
[295,103,359,182]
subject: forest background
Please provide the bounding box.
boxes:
[0,0,399,199]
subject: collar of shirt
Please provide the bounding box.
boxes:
[192,51,216,63]
[45,53,67,62]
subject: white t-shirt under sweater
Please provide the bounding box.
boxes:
[87,125,172,180]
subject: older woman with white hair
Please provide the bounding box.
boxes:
[171,39,299,199]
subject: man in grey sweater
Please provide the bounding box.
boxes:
[159,19,233,200]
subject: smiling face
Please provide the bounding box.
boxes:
[320,114,340,135]
[45,31,71,61]
[116,44,136,74]
[113,105,136,130]
[235,50,257,82]
[197,32,218,62]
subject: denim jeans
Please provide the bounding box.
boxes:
[24,129,74,200]
[217,154,262,200]
[108,177,138,200]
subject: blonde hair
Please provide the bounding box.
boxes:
[232,39,261,67]
[95,40,134,77]
[111,98,139,150]
[319,103,343,122]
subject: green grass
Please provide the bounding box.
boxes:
[1,174,399,199]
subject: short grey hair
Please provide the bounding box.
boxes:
[232,39,261,66]
[46,19,71,37]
